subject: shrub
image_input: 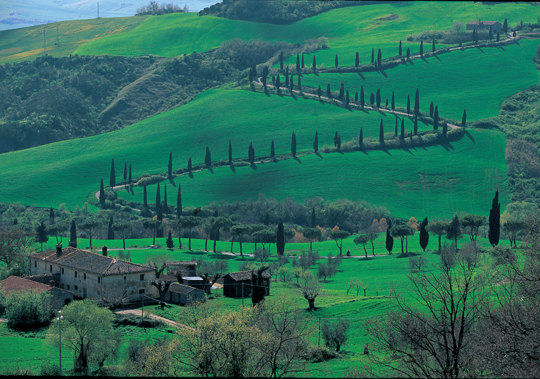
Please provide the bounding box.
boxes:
[304,345,338,362]
[321,318,350,352]
[40,361,60,376]
[2,289,52,328]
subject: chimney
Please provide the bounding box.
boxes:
[56,244,62,254]
[102,246,108,257]
[49,280,55,288]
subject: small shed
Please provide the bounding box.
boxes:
[178,276,205,290]
[165,283,205,305]
[165,261,197,277]
[223,271,271,298]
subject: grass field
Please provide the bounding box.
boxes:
[299,39,540,122]
[73,2,536,68]
[0,16,147,64]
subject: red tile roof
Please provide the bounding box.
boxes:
[0,276,52,296]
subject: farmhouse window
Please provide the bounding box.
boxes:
[61,284,64,289]
[50,265,52,272]
[140,274,145,281]
[34,261,36,267]
[75,271,77,278]
[124,276,126,281]
[61,268,64,274]
[67,285,70,290]
[98,277,101,283]
[74,285,78,291]
[84,273,86,280]
[139,289,145,294]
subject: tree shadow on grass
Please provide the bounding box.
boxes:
[464,129,476,143]
[475,46,485,54]
[434,54,441,61]
[250,163,258,170]
[357,72,365,80]
[421,57,428,63]
[188,172,194,179]
[185,250,206,255]
[358,257,376,261]
[378,109,387,116]
[440,140,455,151]
[497,45,506,51]
[168,177,176,187]
[397,252,420,258]
[315,152,323,159]
[229,164,236,173]
[207,167,214,174]
[379,69,388,78]
[294,156,302,164]
[381,146,392,156]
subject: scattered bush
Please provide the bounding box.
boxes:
[2,289,52,328]
[304,345,339,362]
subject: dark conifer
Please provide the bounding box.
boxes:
[335,54,338,68]
[355,52,359,67]
[249,68,253,83]
[400,118,405,139]
[346,90,350,107]
[370,93,375,105]
[271,140,275,160]
[432,39,435,52]
[49,207,55,225]
[124,162,127,181]
[177,184,182,219]
[276,222,285,256]
[376,88,381,108]
[69,220,77,248]
[168,152,173,178]
[317,85,322,98]
[337,135,341,150]
[313,132,318,153]
[377,48,382,67]
[503,18,508,34]
[433,106,439,130]
[395,118,398,137]
[371,48,374,64]
[430,101,434,117]
[414,114,418,135]
[312,56,316,71]
[334,131,338,147]
[155,183,161,214]
[129,164,132,185]
[386,218,393,255]
[419,217,429,251]
[276,74,281,90]
[285,66,289,86]
[298,75,302,91]
[407,95,411,114]
[110,158,115,187]
[248,142,255,164]
[326,83,332,99]
[406,47,410,59]
[420,40,424,56]
[229,140,233,164]
[311,207,316,227]
[488,190,501,247]
[339,82,344,100]
[391,91,395,110]
[399,40,402,56]
[379,119,384,144]
[291,132,296,157]
[301,53,305,68]
[108,216,114,240]
[279,51,284,70]
[355,91,358,104]
[187,157,192,172]
[205,147,211,168]
[296,53,300,71]
[442,121,448,137]
[414,88,419,114]
[360,86,365,108]
[462,109,467,127]
[359,128,363,148]
[99,179,105,207]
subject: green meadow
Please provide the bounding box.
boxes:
[300,39,540,122]
[0,17,146,64]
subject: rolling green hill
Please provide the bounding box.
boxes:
[299,39,540,122]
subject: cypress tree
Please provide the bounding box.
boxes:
[371,48,374,64]
[406,47,410,60]
[420,40,423,56]
[312,56,316,71]
[391,91,395,110]
[334,131,338,147]
[432,39,435,52]
[248,142,255,164]
[249,68,253,83]
[129,164,132,185]
[335,54,338,68]
[355,52,359,67]
[69,220,77,248]
[399,40,402,56]
[326,83,332,98]
[302,53,305,68]
[285,66,289,86]
[276,222,285,256]
[496,31,500,42]
[276,75,281,90]
[289,76,293,92]
[310,207,316,227]
[379,119,384,144]
[177,184,182,219]
[124,162,127,181]
[155,183,161,214]
[337,135,341,150]
[395,118,398,137]
[346,90,350,107]
[503,18,508,34]
[168,152,173,177]
[279,51,284,70]
[99,179,105,207]
[359,128,363,148]
[386,98,389,108]
[317,85,322,98]
[419,217,429,251]
[370,93,375,105]
[205,147,211,168]
[37,221,48,251]
[110,158,115,187]
[143,185,148,208]
[271,140,275,160]
[376,88,381,108]
[187,157,192,172]
[355,91,358,104]
[296,53,300,71]
[298,75,302,91]
[489,190,501,247]
[430,101,434,117]
[442,121,448,137]
[108,216,114,240]
[414,88,420,114]
[433,106,439,130]
[414,114,418,135]
[400,118,405,139]
[339,82,344,100]
[462,109,467,127]
[386,218,393,255]
[313,132,318,152]
[49,207,55,225]
[291,132,296,157]
[163,184,169,214]
[407,95,411,114]
[377,48,382,67]
[229,140,233,164]
[360,86,365,108]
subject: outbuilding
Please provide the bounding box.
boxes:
[223,271,271,298]
[165,283,205,305]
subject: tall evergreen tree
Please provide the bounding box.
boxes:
[177,184,182,219]
[432,39,435,52]
[109,158,116,187]
[414,88,420,114]
[296,53,300,71]
[143,185,148,208]
[430,101,434,117]
[271,140,275,160]
[386,218,393,255]
[355,91,358,104]
[399,40,402,56]
[433,106,439,130]
[168,152,173,177]
[371,48,374,64]
[379,119,384,144]
[49,207,55,225]
[395,118,398,137]
[406,47,410,60]
[337,135,341,150]
[124,162,127,181]
[488,190,501,247]
[462,109,467,127]
[298,75,302,91]
[326,83,332,98]
[128,164,132,185]
[376,88,381,108]
[69,220,77,248]
[377,48,382,67]
[311,207,316,227]
[187,157,192,172]
[279,51,284,70]
[36,221,48,251]
[407,95,411,114]
[313,132,319,153]
[205,147,211,168]
[155,183,161,215]
[312,56,316,71]
[360,86,365,108]
[446,214,463,249]
[163,185,170,214]
[248,142,255,164]
[285,66,289,86]
[355,52,359,67]
[276,222,285,256]
[291,133,296,156]
[302,53,305,68]
[496,31,500,42]
[334,131,339,147]
[419,217,429,251]
[346,90,350,107]
[317,85,322,98]
[503,18,508,34]
[400,118,405,139]
[108,216,114,240]
[249,68,253,83]
[419,40,424,56]
[359,127,363,148]
[99,179,105,207]
[335,54,338,68]
[391,91,395,110]
[370,93,375,105]
[276,75,281,90]
[414,114,418,135]
[339,82,345,100]
[442,121,448,137]
[229,140,233,164]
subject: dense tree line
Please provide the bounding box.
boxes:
[135,1,188,16]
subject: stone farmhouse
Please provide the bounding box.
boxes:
[28,244,158,302]
[223,270,271,298]
[466,20,502,34]
[0,275,73,310]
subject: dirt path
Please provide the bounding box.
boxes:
[115,309,193,330]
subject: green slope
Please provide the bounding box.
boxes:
[74,1,535,66]
[300,39,540,122]
[0,16,147,64]
[0,87,507,219]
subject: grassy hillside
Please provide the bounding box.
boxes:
[0,16,147,64]
[74,2,535,65]
[299,40,540,122]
